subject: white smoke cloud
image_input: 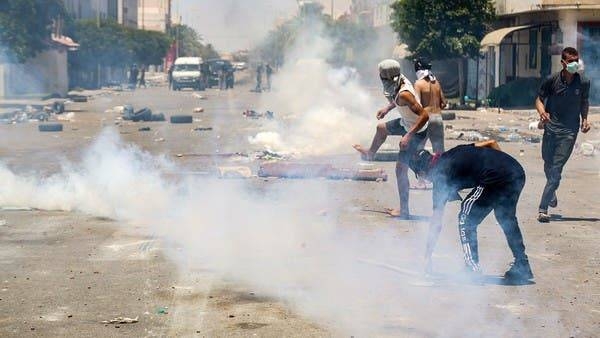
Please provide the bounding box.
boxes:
[249,23,376,155]
[0,128,533,336]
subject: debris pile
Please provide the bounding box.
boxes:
[243,110,274,119]
[119,105,165,122]
[258,162,387,181]
[0,102,66,125]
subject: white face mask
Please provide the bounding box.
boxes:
[564,61,580,74]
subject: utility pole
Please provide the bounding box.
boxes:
[331,0,334,18]
[141,0,145,29]
[176,17,180,58]
[97,0,101,89]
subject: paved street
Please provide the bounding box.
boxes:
[1,77,599,337]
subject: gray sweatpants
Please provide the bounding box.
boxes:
[427,113,445,153]
[539,128,577,212]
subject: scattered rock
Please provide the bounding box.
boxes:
[101,316,139,324]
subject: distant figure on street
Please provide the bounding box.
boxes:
[265,64,273,91]
[129,64,139,90]
[226,65,235,89]
[255,63,264,92]
[219,63,226,90]
[167,64,174,90]
[138,64,147,88]
[201,62,210,88]
[409,140,534,281]
[535,47,591,223]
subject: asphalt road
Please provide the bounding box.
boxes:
[1,77,599,337]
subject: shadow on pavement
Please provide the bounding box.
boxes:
[550,214,600,222]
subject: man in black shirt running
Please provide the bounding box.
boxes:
[409,141,533,281]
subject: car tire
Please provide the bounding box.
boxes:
[441,112,456,121]
[170,115,193,124]
[151,113,166,121]
[38,123,63,132]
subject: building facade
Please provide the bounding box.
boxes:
[63,0,113,21]
[63,0,137,26]
[480,0,600,104]
[138,0,171,32]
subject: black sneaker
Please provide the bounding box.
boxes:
[549,193,558,208]
[537,212,550,223]
[504,260,533,280]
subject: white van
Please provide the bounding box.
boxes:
[172,57,203,90]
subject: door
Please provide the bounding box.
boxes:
[581,23,600,105]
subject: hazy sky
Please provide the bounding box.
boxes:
[174,0,352,52]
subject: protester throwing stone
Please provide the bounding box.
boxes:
[409,140,534,281]
[353,59,429,218]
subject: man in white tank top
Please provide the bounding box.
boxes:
[353,59,430,218]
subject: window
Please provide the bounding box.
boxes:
[529,29,538,69]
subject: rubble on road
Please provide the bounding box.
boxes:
[243,110,274,119]
[254,150,291,161]
[175,152,248,158]
[0,102,67,124]
[120,105,165,122]
[101,316,139,324]
[218,166,252,178]
[578,142,597,156]
[258,162,387,181]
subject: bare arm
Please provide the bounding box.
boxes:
[581,81,590,133]
[439,86,447,109]
[535,96,550,124]
[377,101,396,119]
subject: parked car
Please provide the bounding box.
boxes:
[204,59,233,88]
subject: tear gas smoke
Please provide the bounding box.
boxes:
[249,23,376,155]
[179,0,298,51]
[0,129,531,336]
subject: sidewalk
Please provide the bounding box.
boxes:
[0,88,113,110]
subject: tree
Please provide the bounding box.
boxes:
[390,0,495,101]
[66,19,171,88]
[0,0,66,62]
[128,29,171,65]
[67,20,132,71]
[390,0,495,59]
[255,9,375,68]
[168,24,220,60]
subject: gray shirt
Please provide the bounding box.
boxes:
[538,72,590,133]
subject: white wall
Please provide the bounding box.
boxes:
[0,49,68,98]
[138,0,170,32]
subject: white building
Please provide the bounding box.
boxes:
[0,19,78,99]
[117,0,139,27]
[138,0,171,32]
[480,0,600,104]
